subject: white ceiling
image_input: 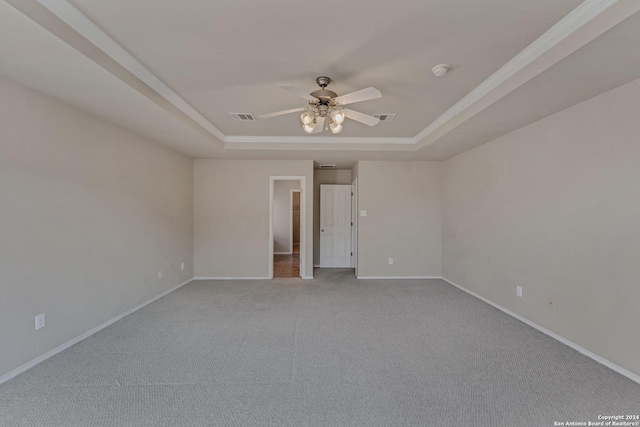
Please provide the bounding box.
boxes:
[1,0,640,166]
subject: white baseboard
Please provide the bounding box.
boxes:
[193,276,271,280]
[314,264,320,268]
[274,252,291,255]
[357,276,441,280]
[302,276,314,280]
[440,277,640,385]
[0,277,193,386]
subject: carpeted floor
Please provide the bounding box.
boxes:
[1,269,638,426]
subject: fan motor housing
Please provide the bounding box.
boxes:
[310,89,338,105]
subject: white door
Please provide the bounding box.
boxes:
[320,185,352,267]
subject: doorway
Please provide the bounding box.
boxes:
[269,176,306,279]
[291,189,301,258]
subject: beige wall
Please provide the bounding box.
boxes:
[194,160,313,278]
[274,180,300,253]
[313,169,352,265]
[356,161,442,278]
[0,75,193,378]
[442,76,640,376]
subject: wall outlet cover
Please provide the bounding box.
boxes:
[516,286,523,297]
[35,313,45,330]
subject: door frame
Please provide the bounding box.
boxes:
[290,189,301,255]
[351,178,358,272]
[269,176,306,279]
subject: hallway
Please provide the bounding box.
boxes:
[274,244,300,277]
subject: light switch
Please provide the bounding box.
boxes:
[360,210,367,217]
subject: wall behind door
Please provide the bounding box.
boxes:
[273,181,300,253]
[293,192,301,245]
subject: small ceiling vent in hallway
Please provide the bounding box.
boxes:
[229,113,257,121]
[373,114,396,122]
[318,164,336,169]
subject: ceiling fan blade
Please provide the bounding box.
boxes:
[333,87,381,105]
[278,84,318,102]
[312,116,325,133]
[259,107,305,119]
[343,108,380,126]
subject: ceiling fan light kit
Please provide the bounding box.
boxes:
[260,76,382,134]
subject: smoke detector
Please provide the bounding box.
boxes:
[432,64,450,77]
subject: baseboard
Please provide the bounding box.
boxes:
[302,276,314,280]
[0,277,193,386]
[314,264,320,268]
[274,252,291,255]
[440,277,640,385]
[357,276,442,280]
[193,276,271,280]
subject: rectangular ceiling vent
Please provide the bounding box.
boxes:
[318,164,336,169]
[229,113,256,121]
[373,114,396,122]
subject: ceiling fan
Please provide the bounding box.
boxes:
[259,76,382,134]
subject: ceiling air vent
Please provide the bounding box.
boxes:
[318,164,336,170]
[229,113,257,121]
[373,114,396,122]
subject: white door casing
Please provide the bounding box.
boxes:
[351,179,357,271]
[320,184,352,268]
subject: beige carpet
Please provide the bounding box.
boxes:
[1,268,638,426]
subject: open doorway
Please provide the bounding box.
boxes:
[291,189,301,260]
[269,177,306,279]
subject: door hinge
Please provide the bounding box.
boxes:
[351,222,353,226]
[351,192,353,196]
[351,252,353,256]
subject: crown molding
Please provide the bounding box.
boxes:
[37,0,226,141]
[222,135,416,145]
[413,0,621,147]
[26,0,628,151]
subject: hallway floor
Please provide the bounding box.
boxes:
[274,244,299,277]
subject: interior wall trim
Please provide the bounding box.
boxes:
[36,0,226,142]
[26,0,625,149]
[441,276,640,385]
[0,277,194,386]
[413,0,621,147]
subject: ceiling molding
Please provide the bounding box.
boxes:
[223,136,416,145]
[36,0,226,141]
[413,0,621,147]
[13,0,631,152]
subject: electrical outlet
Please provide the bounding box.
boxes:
[158,271,162,280]
[180,262,184,271]
[388,258,394,265]
[516,286,523,298]
[360,210,367,217]
[35,313,45,330]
